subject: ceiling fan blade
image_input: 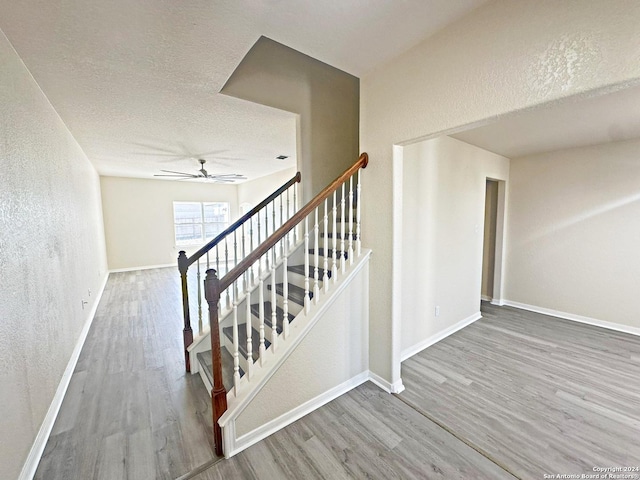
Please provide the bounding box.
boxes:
[154,174,197,177]
[159,169,199,176]
[211,174,247,179]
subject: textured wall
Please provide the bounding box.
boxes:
[505,139,640,328]
[100,176,240,270]
[361,0,640,385]
[0,30,108,479]
[221,37,360,203]
[401,137,509,353]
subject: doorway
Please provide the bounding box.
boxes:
[481,179,506,304]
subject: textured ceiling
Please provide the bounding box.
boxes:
[452,84,640,158]
[0,0,488,181]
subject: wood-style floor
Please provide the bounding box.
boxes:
[400,303,640,479]
[36,268,640,479]
[35,268,216,480]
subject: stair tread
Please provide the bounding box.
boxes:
[288,264,332,279]
[267,282,312,306]
[197,349,241,392]
[250,301,294,333]
[222,325,270,361]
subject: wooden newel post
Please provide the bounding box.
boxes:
[178,251,193,372]
[204,268,227,457]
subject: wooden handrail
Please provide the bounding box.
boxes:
[181,171,302,272]
[219,153,368,292]
[204,152,367,456]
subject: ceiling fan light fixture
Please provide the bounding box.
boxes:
[153,158,246,182]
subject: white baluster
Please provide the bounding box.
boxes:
[206,251,210,270]
[270,247,278,351]
[215,244,220,279]
[257,214,264,277]
[356,169,362,257]
[313,207,320,303]
[249,219,255,285]
[258,258,265,365]
[241,223,246,260]
[286,188,292,249]
[304,216,310,312]
[265,206,270,269]
[233,230,238,271]
[272,201,277,252]
[282,241,289,339]
[332,190,338,282]
[323,199,329,293]
[340,183,346,274]
[245,272,252,379]
[293,182,298,244]
[348,175,354,265]
[232,281,240,396]
[197,258,203,333]
[225,237,231,309]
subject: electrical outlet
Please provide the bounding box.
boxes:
[88,289,92,297]
[435,306,440,317]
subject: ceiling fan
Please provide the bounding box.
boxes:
[154,159,247,183]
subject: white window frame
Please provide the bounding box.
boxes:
[173,201,230,246]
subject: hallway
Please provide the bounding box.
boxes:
[35,268,216,479]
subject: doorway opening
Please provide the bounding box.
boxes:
[481,178,506,304]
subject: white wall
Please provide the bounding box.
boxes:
[0,30,108,480]
[222,37,360,203]
[361,0,640,386]
[234,258,369,438]
[401,137,509,357]
[505,139,640,329]
[100,176,239,270]
[237,167,297,209]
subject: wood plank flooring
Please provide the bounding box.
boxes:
[400,303,640,479]
[187,382,513,480]
[35,268,217,480]
[36,268,640,479]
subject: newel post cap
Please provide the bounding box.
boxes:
[204,269,220,302]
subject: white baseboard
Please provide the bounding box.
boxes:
[504,300,640,336]
[503,300,640,337]
[109,263,176,273]
[225,371,370,457]
[490,298,505,306]
[481,295,492,302]
[400,311,482,362]
[19,273,110,480]
[368,371,405,394]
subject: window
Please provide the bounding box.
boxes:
[173,202,230,245]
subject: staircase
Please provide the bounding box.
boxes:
[177,154,369,457]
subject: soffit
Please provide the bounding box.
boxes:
[452,84,640,158]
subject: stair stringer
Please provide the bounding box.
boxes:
[219,249,372,458]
